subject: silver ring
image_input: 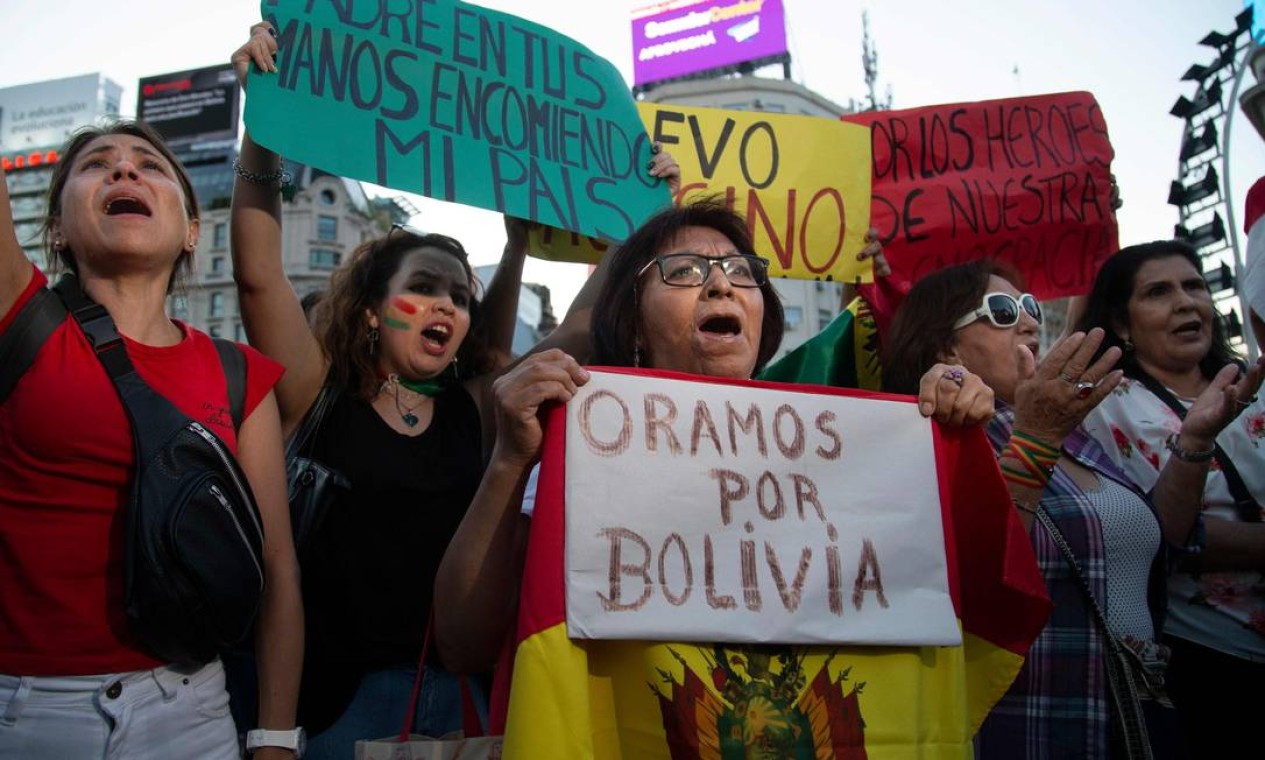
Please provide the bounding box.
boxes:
[1074,380,1096,400]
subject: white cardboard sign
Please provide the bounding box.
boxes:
[563,370,960,646]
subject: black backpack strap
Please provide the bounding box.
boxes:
[1134,370,1261,522]
[0,286,68,405]
[213,339,247,431]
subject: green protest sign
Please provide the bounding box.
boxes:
[246,0,671,241]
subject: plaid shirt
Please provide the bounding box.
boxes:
[976,406,1166,759]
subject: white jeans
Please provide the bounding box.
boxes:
[0,659,239,759]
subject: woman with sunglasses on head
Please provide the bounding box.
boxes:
[884,260,1202,759]
[229,25,682,758]
[1074,241,1265,758]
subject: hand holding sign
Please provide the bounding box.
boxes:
[244,0,671,240]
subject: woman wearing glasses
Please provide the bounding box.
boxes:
[227,25,683,758]
[881,260,1220,758]
[433,199,996,689]
[1074,241,1264,757]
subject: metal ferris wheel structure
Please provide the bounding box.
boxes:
[1169,8,1257,357]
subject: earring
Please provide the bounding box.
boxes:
[368,326,380,354]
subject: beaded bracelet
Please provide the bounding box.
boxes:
[999,431,1061,489]
[233,159,292,187]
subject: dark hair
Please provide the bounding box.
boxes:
[880,259,996,392]
[591,198,785,375]
[41,120,199,291]
[1075,240,1240,380]
[316,230,493,400]
[882,259,1019,394]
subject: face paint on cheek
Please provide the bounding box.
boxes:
[382,316,411,331]
[391,297,419,315]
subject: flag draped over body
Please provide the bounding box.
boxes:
[497,369,1050,758]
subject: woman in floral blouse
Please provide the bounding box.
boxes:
[1077,240,1265,758]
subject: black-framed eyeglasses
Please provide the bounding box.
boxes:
[953,292,1043,329]
[637,253,769,288]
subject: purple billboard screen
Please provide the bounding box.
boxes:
[631,0,788,87]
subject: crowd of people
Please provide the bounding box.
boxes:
[1,20,1264,760]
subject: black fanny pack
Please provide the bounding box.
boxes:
[2,276,265,665]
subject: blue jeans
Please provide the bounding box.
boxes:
[304,664,486,760]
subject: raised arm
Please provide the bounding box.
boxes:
[478,217,531,369]
[231,25,327,432]
[0,161,35,322]
[526,148,680,362]
[1150,359,1265,549]
[435,349,589,673]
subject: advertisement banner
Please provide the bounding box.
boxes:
[564,369,959,645]
[138,65,241,147]
[246,0,671,243]
[631,0,789,87]
[0,74,113,154]
[842,91,1118,298]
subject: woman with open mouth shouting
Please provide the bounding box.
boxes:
[1076,240,1265,758]
[229,21,684,758]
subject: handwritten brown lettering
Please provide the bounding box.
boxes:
[765,543,812,612]
[596,527,652,611]
[773,404,806,460]
[852,537,889,611]
[579,389,632,456]
[709,468,749,526]
[657,533,693,606]
[643,392,682,455]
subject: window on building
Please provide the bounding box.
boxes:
[784,305,803,330]
[208,325,221,338]
[235,323,245,342]
[210,292,225,317]
[818,309,833,331]
[320,189,337,206]
[310,248,341,270]
[211,256,225,274]
[317,215,338,241]
[212,222,227,249]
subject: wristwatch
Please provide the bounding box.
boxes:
[246,728,306,757]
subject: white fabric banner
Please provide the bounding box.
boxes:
[564,370,960,646]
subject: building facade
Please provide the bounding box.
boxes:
[1,74,124,269]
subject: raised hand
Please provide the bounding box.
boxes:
[490,349,590,467]
[231,21,278,89]
[1013,328,1123,448]
[649,144,681,198]
[1180,358,1265,451]
[917,363,995,426]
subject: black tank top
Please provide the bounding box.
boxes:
[304,384,483,670]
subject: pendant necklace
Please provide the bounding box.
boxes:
[381,373,445,428]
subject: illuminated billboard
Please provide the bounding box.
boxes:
[137,64,239,147]
[631,0,788,88]
[0,74,120,155]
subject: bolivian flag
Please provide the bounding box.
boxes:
[496,368,1050,757]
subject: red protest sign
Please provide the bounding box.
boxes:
[842,92,1118,298]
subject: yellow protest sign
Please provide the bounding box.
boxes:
[644,102,872,282]
[528,104,872,282]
